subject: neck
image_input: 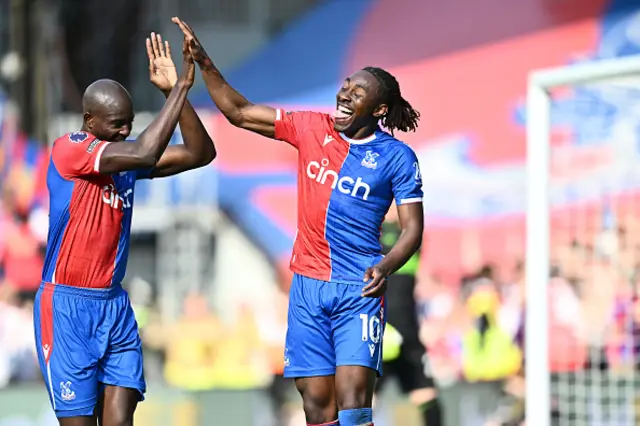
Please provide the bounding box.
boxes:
[343,122,378,140]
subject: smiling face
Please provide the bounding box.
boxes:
[84,98,134,142]
[333,70,388,137]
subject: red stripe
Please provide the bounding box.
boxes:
[291,126,350,281]
[55,176,120,288]
[39,283,55,363]
[307,421,338,426]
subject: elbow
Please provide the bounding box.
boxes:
[409,223,424,251]
[139,153,159,169]
[227,112,244,128]
[200,146,217,167]
[200,137,217,166]
[227,104,252,128]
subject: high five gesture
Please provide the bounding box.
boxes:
[172,16,278,137]
[140,30,215,178]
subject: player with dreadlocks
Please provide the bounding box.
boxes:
[174,17,424,426]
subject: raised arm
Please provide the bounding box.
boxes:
[143,32,216,179]
[98,35,196,175]
[172,17,277,138]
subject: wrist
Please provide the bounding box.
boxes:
[198,57,214,71]
[173,80,191,92]
[375,261,392,276]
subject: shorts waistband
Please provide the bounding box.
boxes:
[39,282,123,300]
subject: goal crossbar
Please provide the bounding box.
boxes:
[525,54,640,426]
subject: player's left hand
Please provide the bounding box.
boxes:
[172,17,209,65]
[362,265,389,298]
[146,32,178,93]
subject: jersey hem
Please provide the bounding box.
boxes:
[40,282,124,299]
[290,270,366,285]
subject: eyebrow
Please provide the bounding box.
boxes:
[344,78,367,91]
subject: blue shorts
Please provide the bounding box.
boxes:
[284,274,386,378]
[33,282,145,418]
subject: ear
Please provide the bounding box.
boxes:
[83,112,93,129]
[373,103,388,118]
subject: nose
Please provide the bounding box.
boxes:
[337,91,350,103]
[120,126,131,139]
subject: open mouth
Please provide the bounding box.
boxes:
[333,104,354,124]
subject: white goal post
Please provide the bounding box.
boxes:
[526,54,640,426]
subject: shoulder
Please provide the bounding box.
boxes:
[376,132,418,160]
[53,131,101,151]
[278,110,332,129]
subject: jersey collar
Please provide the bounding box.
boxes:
[339,130,378,145]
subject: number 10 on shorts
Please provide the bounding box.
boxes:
[359,313,382,343]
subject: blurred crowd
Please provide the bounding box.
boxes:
[0,177,47,389]
[413,207,640,425]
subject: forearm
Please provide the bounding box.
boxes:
[137,81,190,162]
[163,90,216,164]
[378,226,423,275]
[199,59,251,125]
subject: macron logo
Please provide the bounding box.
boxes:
[323,134,334,146]
[369,344,375,358]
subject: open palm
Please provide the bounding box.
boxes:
[146,32,178,92]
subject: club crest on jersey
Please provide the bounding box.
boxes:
[69,131,88,144]
[361,151,379,169]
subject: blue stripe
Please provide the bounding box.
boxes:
[42,159,74,282]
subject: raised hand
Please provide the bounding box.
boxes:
[172,17,209,65]
[146,32,178,93]
[178,32,196,88]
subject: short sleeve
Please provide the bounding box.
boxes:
[273,109,317,149]
[52,132,110,179]
[392,145,423,205]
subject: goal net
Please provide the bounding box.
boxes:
[526,55,640,426]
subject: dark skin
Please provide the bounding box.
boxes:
[173,16,423,423]
[84,34,215,179]
[58,34,213,426]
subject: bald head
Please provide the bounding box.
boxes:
[82,79,134,142]
[82,79,132,114]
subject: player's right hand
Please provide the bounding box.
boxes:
[172,17,209,66]
[146,32,178,94]
[178,32,196,88]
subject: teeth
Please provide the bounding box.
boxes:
[338,105,353,114]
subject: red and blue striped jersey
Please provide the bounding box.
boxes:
[42,132,151,288]
[274,110,423,283]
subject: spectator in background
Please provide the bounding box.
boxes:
[1,207,45,294]
[143,292,272,391]
[0,283,39,388]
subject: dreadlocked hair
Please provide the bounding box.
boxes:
[363,66,420,135]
